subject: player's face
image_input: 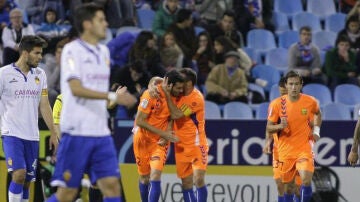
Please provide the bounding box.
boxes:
[89,10,108,41]
[26,47,43,68]
[286,77,302,99]
[183,80,193,95]
[170,82,184,97]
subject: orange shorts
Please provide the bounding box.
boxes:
[175,144,208,178]
[133,133,169,175]
[279,154,314,183]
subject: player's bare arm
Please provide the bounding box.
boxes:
[135,110,179,143]
[39,93,59,153]
[158,120,174,146]
[263,131,273,154]
[266,119,287,134]
[312,111,322,142]
[348,118,360,166]
[161,77,185,119]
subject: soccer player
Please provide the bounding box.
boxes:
[348,109,360,167]
[0,35,59,202]
[133,69,184,202]
[47,3,136,202]
[161,68,208,202]
[266,70,322,202]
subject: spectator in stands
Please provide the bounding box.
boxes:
[2,8,35,65]
[43,38,69,107]
[205,50,248,104]
[192,31,215,86]
[160,46,182,72]
[206,10,243,47]
[110,60,150,118]
[288,26,325,85]
[337,15,360,51]
[128,30,165,77]
[159,31,183,68]
[0,0,16,33]
[107,31,137,69]
[167,8,196,67]
[233,0,274,38]
[20,0,45,24]
[194,0,232,25]
[152,0,180,38]
[324,35,358,89]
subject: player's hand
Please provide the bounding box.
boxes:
[161,77,172,95]
[157,138,168,146]
[348,150,359,167]
[115,86,137,107]
[49,133,59,156]
[279,117,288,129]
[162,131,179,143]
[263,139,272,154]
[148,81,160,98]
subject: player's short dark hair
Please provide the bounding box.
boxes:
[179,68,197,86]
[74,3,104,34]
[19,35,47,54]
[285,70,303,84]
[278,77,286,88]
[165,69,185,85]
[177,9,192,23]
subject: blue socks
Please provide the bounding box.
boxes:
[196,186,208,202]
[284,193,294,202]
[139,182,149,202]
[294,194,300,202]
[104,197,122,202]
[278,195,285,202]
[46,195,59,202]
[148,181,161,202]
[182,188,196,202]
[300,185,312,202]
[9,182,23,194]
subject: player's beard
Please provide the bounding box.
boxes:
[27,60,39,69]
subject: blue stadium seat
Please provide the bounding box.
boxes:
[306,0,336,21]
[248,83,265,101]
[264,48,288,73]
[223,102,253,120]
[353,103,360,120]
[278,30,299,49]
[246,29,276,56]
[251,65,281,92]
[302,84,332,107]
[205,100,221,119]
[242,47,262,64]
[325,13,346,33]
[255,102,270,120]
[292,12,321,32]
[312,31,337,51]
[322,103,351,120]
[272,12,290,35]
[269,84,280,101]
[137,9,155,30]
[334,84,360,112]
[274,0,303,19]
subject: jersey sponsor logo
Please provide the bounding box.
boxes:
[63,170,72,182]
[14,89,40,98]
[301,108,308,115]
[35,76,40,84]
[9,78,18,83]
[140,99,149,109]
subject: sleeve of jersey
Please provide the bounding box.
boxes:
[61,46,81,82]
[312,98,320,114]
[52,95,62,125]
[0,69,4,95]
[267,100,279,123]
[137,91,153,114]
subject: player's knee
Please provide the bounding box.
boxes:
[301,178,312,186]
[98,178,121,197]
[12,169,26,184]
[194,175,205,187]
[57,187,79,202]
[275,179,284,195]
[150,169,162,181]
[181,176,193,190]
[139,175,150,184]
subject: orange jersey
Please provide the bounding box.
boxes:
[133,88,170,142]
[173,88,207,146]
[268,94,319,160]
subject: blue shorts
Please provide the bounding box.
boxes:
[2,136,39,182]
[51,133,120,188]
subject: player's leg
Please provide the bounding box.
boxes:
[22,139,40,202]
[273,149,285,202]
[280,159,297,202]
[134,134,151,202]
[294,174,302,202]
[2,136,27,202]
[176,160,196,202]
[192,145,208,202]
[297,157,314,202]
[148,144,168,202]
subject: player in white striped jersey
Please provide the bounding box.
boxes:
[0,35,59,202]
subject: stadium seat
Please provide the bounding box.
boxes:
[205,100,221,119]
[272,12,290,35]
[251,64,281,92]
[334,84,360,112]
[116,26,142,36]
[292,12,321,32]
[269,84,280,101]
[353,103,360,120]
[306,0,336,21]
[246,29,277,56]
[322,103,351,120]
[302,84,332,107]
[255,102,270,120]
[264,48,288,73]
[274,0,303,19]
[325,13,346,33]
[223,102,253,120]
[248,83,266,101]
[278,30,300,49]
[195,26,205,36]
[137,9,155,30]
[242,47,261,64]
[312,31,337,51]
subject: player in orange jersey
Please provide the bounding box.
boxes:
[266,70,322,202]
[161,68,208,202]
[133,69,184,202]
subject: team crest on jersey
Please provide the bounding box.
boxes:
[9,78,18,83]
[301,108,308,115]
[7,158,12,166]
[63,170,72,182]
[140,99,149,109]
[35,76,40,84]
